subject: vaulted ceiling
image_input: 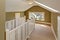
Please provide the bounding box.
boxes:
[36,0,60,12]
[5,0,37,12]
[5,0,60,13]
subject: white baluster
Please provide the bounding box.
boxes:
[6,29,10,40]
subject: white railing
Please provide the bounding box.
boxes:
[6,17,35,40]
[5,17,26,31]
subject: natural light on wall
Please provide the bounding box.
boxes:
[15,13,20,18]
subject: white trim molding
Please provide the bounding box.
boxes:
[34,1,60,13]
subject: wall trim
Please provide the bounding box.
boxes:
[34,1,60,13]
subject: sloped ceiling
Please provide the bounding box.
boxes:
[6,0,60,13]
[5,0,37,12]
[35,0,60,12]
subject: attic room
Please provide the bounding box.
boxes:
[0,0,60,40]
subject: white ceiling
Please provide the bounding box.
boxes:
[5,0,37,12]
[35,0,60,12]
[5,0,60,13]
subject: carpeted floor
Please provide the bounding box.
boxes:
[27,24,56,40]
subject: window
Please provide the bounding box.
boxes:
[35,12,45,21]
[29,12,45,21]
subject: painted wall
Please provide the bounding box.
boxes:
[51,12,60,37]
[24,6,51,23]
[0,0,5,40]
[36,0,60,11]
[6,12,25,21]
[51,13,57,36]
[6,12,15,21]
[20,12,24,17]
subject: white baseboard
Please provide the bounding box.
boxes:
[51,26,57,40]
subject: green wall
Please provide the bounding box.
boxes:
[6,12,24,21]
[51,12,60,36]
[24,6,51,23]
[6,12,15,21]
[0,0,5,40]
[20,12,24,17]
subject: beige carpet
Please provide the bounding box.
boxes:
[28,24,56,40]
